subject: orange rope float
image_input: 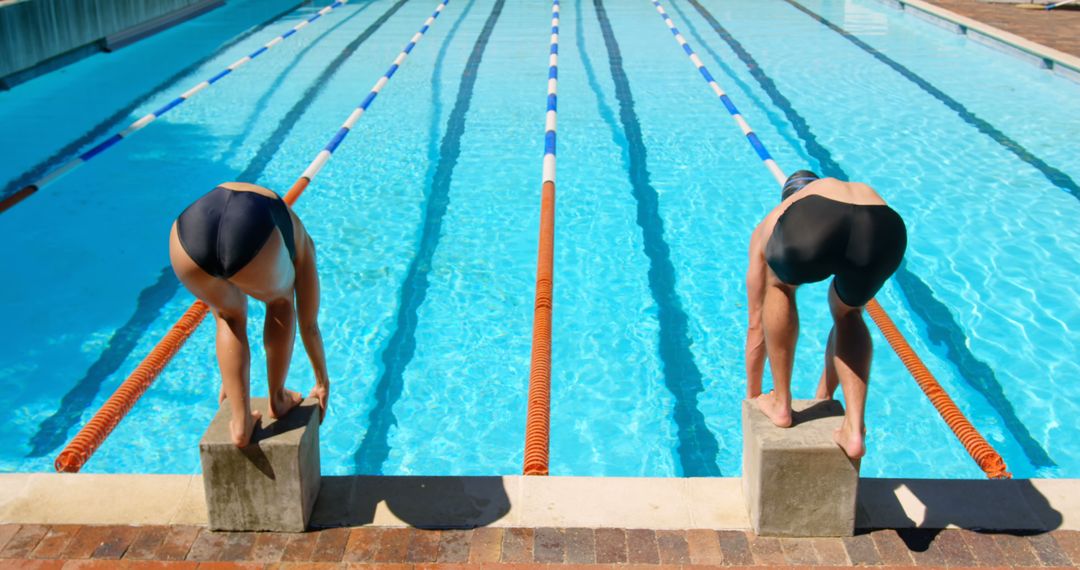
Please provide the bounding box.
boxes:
[524,181,556,476]
[55,301,210,472]
[523,0,560,476]
[866,299,1011,479]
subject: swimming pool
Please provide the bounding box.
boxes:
[1,0,1077,479]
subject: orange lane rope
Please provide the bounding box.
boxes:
[54,301,210,472]
[866,300,1011,479]
[523,0,560,476]
[524,180,556,476]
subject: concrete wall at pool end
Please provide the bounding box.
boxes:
[0,0,223,88]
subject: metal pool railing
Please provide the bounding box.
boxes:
[524,0,560,477]
[0,1,351,215]
[647,0,1010,479]
[53,0,453,473]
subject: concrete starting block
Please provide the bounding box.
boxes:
[200,397,321,532]
[742,399,859,537]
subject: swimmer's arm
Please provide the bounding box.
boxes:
[293,223,330,419]
[745,224,767,399]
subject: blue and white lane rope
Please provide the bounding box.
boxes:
[542,0,559,184]
[648,0,786,186]
[286,0,451,201]
[3,1,349,212]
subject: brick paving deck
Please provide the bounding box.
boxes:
[918,0,1080,58]
[1,524,1079,568]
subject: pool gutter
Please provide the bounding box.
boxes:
[873,0,1080,83]
[1,474,1077,531]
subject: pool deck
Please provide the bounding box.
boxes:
[0,523,1078,568]
[920,0,1080,58]
[2,474,1080,567]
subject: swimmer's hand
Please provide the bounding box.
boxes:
[309,382,329,423]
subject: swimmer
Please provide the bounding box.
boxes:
[169,182,330,447]
[744,171,907,459]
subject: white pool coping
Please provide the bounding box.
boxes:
[1,474,1077,530]
[873,0,1080,83]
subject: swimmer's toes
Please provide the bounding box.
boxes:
[231,410,261,447]
[269,389,303,419]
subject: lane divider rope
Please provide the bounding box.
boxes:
[0,1,350,215]
[647,0,1010,479]
[524,0,559,476]
[54,0,452,473]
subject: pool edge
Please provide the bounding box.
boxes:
[871,0,1080,83]
[1,474,1076,531]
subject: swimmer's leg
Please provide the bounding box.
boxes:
[213,305,262,447]
[757,277,798,427]
[170,223,260,447]
[816,327,840,399]
[265,297,302,418]
[828,282,871,460]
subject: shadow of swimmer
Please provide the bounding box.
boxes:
[309,475,512,529]
[857,477,1063,532]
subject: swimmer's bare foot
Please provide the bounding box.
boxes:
[230,409,261,447]
[833,422,866,460]
[269,388,304,419]
[754,391,793,427]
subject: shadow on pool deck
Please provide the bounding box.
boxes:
[310,475,512,529]
[857,477,1063,531]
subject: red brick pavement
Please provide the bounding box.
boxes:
[919,0,1080,58]
[0,524,1078,568]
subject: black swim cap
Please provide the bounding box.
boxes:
[781,170,820,201]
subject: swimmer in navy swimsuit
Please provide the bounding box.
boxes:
[745,171,906,460]
[169,182,330,447]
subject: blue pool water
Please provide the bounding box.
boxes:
[1,0,1078,479]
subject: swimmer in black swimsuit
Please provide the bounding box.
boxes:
[745,171,906,460]
[169,182,330,447]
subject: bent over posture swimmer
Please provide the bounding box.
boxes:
[169,182,330,447]
[745,171,907,459]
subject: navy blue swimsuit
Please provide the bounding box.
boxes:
[176,186,296,279]
[765,195,907,306]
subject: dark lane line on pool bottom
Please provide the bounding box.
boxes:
[223,0,380,162]
[237,0,413,184]
[0,0,305,206]
[592,0,722,477]
[353,0,503,475]
[679,0,1054,470]
[782,0,1080,202]
[26,267,179,458]
[423,0,479,194]
[663,0,809,165]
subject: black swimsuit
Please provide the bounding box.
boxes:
[766,195,907,306]
[176,186,297,279]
